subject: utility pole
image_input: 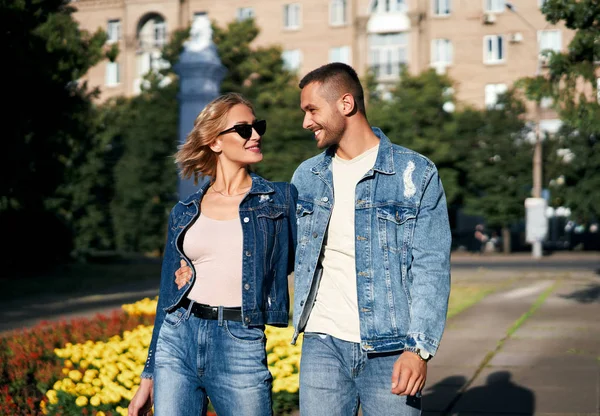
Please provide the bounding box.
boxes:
[506,2,545,258]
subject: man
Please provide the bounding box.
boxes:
[291,63,451,415]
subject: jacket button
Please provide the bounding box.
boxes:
[244,283,250,290]
[244,316,251,323]
[312,232,318,238]
[321,197,329,202]
[300,300,305,306]
[245,251,251,256]
[243,217,250,223]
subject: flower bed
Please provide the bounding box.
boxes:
[0,311,154,415]
[1,297,301,415]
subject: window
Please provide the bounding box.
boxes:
[371,0,407,13]
[107,19,121,43]
[138,15,167,50]
[433,0,451,16]
[369,32,408,79]
[283,4,301,29]
[431,39,453,66]
[485,83,507,109]
[484,0,505,13]
[105,61,120,86]
[330,0,347,25]
[329,46,351,64]
[236,7,255,21]
[483,35,505,64]
[154,21,167,47]
[282,49,302,71]
[538,30,561,53]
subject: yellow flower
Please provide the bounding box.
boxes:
[68,370,82,382]
[97,412,106,416]
[75,396,88,407]
[90,395,101,406]
[46,390,58,405]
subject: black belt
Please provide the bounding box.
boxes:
[180,298,242,322]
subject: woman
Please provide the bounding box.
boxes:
[128,93,297,416]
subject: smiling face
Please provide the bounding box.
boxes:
[211,104,264,166]
[300,82,346,149]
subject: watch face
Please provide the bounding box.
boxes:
[419,350,431,361]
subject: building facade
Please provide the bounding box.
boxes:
[72,0,572,121]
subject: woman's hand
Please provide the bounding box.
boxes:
[128,378,154,416]
[175,259,193,289]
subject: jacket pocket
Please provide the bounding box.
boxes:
[257,204,285,237]
[376,205,417,254]
[162,308,185,329]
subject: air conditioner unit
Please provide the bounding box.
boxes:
[509,32,524,43]
[483,12,497,24]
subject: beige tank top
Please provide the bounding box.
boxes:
[183,214,243,307]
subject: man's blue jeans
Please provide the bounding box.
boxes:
[300,333,422,416]
[153,306,272,416]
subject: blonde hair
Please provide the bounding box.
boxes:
[175,93,255,183]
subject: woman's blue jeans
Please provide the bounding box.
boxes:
[153,306,272,416]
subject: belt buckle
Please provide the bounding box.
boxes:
[211,306,218,319]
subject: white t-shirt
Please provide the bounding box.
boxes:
[305,145,379,342]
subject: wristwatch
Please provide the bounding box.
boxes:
[405,347,432,362]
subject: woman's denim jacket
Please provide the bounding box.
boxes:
[291,128,451,357]
[142,173,297,379]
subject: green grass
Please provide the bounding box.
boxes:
[447,283,505,319]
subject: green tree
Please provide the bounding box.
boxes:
[212,18,316,182]
[2,0,111,268]
[460,93,533,253]
[519,0,600,223]
[109,30,189,255]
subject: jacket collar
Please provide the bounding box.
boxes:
[310,127,395,175]
[180,172,274,206]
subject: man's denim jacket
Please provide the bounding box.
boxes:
[141,173,297,379]
[291,128,451,356]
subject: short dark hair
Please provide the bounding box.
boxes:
[299,63,366,114]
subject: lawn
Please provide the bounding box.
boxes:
[447,282,508,319]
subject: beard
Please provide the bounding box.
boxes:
[315,113,346,149]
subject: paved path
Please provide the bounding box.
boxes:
[424,269,600,415]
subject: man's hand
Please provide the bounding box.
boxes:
[390,352,427,396]
[175,259,192,289]
[128,378,154,416]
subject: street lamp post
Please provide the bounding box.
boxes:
[506,2,544,258]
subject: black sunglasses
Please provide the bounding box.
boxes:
[218,120,267,140]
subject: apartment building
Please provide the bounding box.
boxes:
[72,0,572,124]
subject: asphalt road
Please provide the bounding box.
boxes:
[450,252,600,271]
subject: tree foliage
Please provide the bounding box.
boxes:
[2,0,110,268]
[107,30,189,255]
[460,93,533,232]
[519,0,600,222]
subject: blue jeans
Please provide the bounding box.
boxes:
[153,306,272,416]
[300,333,421,416]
